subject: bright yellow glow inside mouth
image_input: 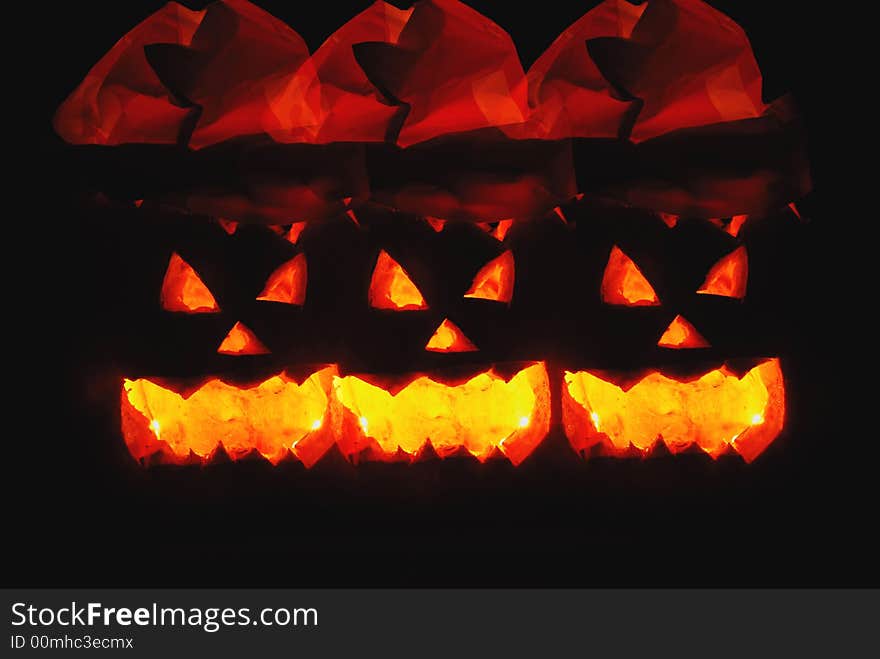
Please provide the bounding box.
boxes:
[563,358,785,461]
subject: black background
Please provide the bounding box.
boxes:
[9,1,870,587]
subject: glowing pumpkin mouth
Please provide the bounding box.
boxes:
[333,363,551,464]
[119,359,784,467]
[562,359,785,462]
[121,367,337,467]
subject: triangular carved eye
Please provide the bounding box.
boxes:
[697,246,748,299]
[160,253,220,313]
[464,251,514,304]
[425,318,478,353]
[601,246,660,306]
[257,253,307,305]
[657,315,710,349]
[217,322,270,355]
[369,250,428,310]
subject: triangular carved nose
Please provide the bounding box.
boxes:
[657,315,710,349]
[218,322,270,356]
[425,318,478,353]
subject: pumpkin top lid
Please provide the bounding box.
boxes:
[53,0,810,222]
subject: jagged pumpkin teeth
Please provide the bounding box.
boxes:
[119,359,787,466]
[563,359,785,462]
[333,363,551,465]
[57,0,804,469]
[121,367,338,467]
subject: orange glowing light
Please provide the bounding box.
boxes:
[657,315,710,349]
[256,253,307,305]
[334,363,550,464]
[426,216,446,232]
[425,318,478,353]
[121,367,337,466]
[286,222,306,244]
[369,250,428,310]
[464,251,514,304]
[477,219,514,241]
[601,246,660,306]
[217,218,238,235]
[491,219,514,241]
[217,322,270,355]
[727,214,748,237]
[562,358,785,462]
[698,246,748,299]
[658,212,678,228]
[160,253,220,313]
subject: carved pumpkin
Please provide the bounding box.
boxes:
[55,0,810,468]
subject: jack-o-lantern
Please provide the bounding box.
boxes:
[55,0,810,468]
[331,205,550,464]
[545,198,790,462]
